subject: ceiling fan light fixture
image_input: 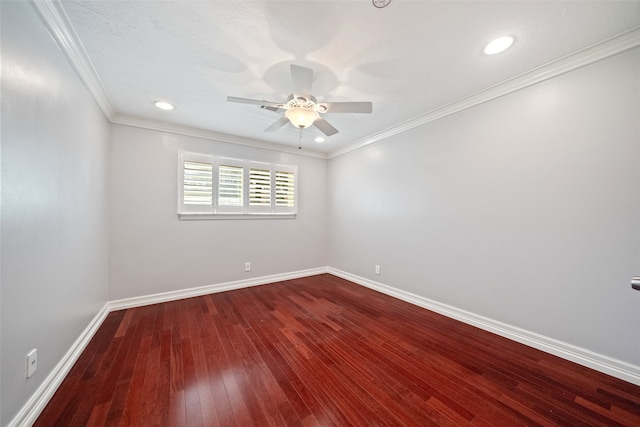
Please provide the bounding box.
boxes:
[285,106,319,128]
[228,64,371,140]
[484,36,515,55]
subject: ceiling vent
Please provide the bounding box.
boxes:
[373,0,391,8]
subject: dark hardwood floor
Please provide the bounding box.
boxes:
[35,274,640,426]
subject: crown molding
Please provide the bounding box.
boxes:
[31,0,117,119]
[328,25,640,159]
[31,0,639,160]
[111,114,329,159]
[30,0,325,157]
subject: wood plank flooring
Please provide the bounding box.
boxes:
[35,274,640,426]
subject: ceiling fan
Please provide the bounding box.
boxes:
[227,65,373,138]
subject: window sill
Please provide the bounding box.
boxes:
[178,212,297,220]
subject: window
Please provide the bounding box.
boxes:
[219,163,243,208]
[183,161,213,206]
[249,167,271,207]
[178,151,297,218]
[275,170,295,207]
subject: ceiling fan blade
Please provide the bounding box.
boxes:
[320,101,373,114]
[313,116,339,136]
[261,105,282,113]
[265,116,290,132]
[290,65,313,100]
[227,96,283,108]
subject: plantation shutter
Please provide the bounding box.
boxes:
[249,168,272,206]
[275,170,295,207]
[178,151,297,218]
[219,164,243,207]
[183,161,213,205]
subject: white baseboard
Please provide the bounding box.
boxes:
[108,267,329,311]
[7,302,111,427]
[13,266,640,426]
[9,267,328,426]
[327,267,640,386]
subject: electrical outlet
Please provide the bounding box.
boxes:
[375,265,381,275]
[245,262,251,272]
[26,349,37,378]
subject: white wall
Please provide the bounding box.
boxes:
[0,3,637,422]
[109,124,328,300]
[328,48,640,367]
[0,2,110,424]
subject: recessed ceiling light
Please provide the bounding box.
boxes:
[314,136,326,143]
[484,36,515,55]
[154,101,174,110]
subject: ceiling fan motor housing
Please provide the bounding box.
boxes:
[285,94,327,113]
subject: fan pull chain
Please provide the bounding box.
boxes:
[298,128,303,149]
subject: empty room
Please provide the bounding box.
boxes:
[2,0,640,426]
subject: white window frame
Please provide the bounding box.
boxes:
[180,151,214,214]
[178,151,298,219]
[216,157,245,214]
[273,164,297,214]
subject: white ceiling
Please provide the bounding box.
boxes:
[60,1,640,154]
